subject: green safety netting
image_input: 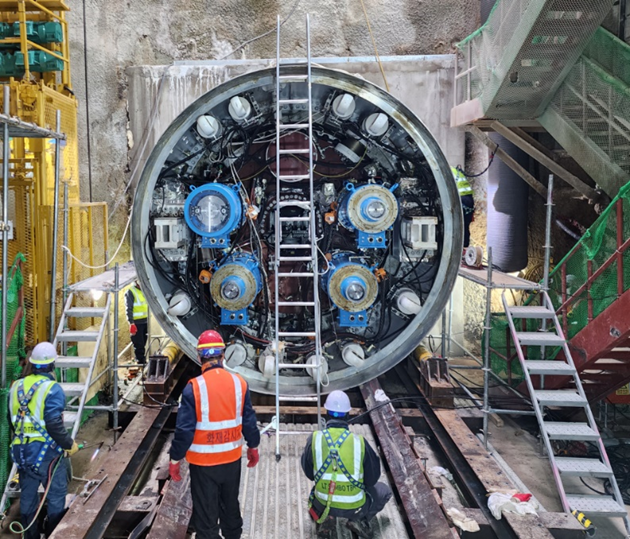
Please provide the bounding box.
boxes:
[488,182,630,386]
[0,253,27,500]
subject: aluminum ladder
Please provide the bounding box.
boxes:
[1,292,110,506]
[271,13,323,461]
[503,290,630,531]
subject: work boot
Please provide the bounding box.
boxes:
[316,516,336,538]
[345,518,373,538]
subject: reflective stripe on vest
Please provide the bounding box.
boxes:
[186,369,246,466]
[451,167,473,196]
[312,428,366,509]
[10,376,55,444]
[130,287,148,320]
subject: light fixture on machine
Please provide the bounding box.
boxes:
[338,182,399,248]
[210,252,262,325]
[322,252,379,327]
[183,183,244,248]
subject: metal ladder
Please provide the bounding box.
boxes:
[1,292,110,505]
[271,13,323,460]
[503,290,630,530]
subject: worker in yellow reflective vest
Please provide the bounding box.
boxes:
[125,280,148,370]
[451,166,475,248]
[301,391,392,538]
[8,342,79,539]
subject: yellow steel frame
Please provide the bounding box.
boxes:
[0,0,108,344]
[0,0,71,90]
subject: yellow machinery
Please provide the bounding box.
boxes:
[0,0,107,345]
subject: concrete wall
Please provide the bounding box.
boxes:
[66,1,480,209]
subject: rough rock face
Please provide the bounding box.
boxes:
[66,0,480,208]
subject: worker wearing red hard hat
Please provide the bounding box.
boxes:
[169,329,260,539]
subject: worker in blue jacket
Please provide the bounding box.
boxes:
[169,330,260,539]
[8,342,79,539]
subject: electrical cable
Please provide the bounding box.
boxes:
[456,144,498,178]
[61,208,132,269]
[358,0,390,93]
[217,0,302,61]
[9,456,64,537]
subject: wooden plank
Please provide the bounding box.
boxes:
[147,462,193,539]
[491,121,604,205]
[467,126,548,199]
[253,405,423,417]
[435,410,514,493]
[434,409,555,539]
[461,509,583,538]
[360,379,458,539]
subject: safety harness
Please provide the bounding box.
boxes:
[308,429,365,523]
[13,379,62,470]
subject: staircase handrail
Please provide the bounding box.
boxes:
[548,183,630,337]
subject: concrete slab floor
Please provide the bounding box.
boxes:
[487,417,630,538]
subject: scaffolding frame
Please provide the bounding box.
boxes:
[445,177,554,447]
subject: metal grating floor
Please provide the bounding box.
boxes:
[239,423,410,539]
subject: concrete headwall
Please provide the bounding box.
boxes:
[126,55,462,176]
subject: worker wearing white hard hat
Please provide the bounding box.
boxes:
[301,390,392,538]
[8,342,79,538]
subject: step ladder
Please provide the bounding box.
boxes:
[1,292,110,506]
[271,13,323,460]
[503,290,630,530]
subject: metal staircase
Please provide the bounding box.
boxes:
[452,0,616,125]
[271,14,323,460]
[540,27,630,197]
[1,291,110,506]
[503,291,629,528]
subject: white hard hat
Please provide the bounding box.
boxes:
[324,390,351,414]
[30,342,57,366]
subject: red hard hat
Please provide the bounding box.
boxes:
[197,329,226,358]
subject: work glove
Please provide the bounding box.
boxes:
[65,441,80,458]
[130,323,138,336]
[169,459,182,482]
[247,447,259,468]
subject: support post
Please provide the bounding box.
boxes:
[113,263,120,441]
[617,198,624,298]
[61,182,69,356]
[483,247,493,449]
[49,110,62,341]
[540,175,554,363]
[1,86,9,388]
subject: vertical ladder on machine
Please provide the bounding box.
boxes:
[503,291,630,531]
[272,14,323,461]
[1,292,110,506]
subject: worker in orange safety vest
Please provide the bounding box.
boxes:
[169,329,260,539]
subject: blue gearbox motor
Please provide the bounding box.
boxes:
[210,253,262,325]
[338,182,399,249]
[321,252,379,327]
[184,183,243,248]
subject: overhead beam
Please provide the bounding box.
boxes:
[467,126,548,199]
[491,121,606,206]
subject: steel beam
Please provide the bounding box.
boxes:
[360,378,458,539]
